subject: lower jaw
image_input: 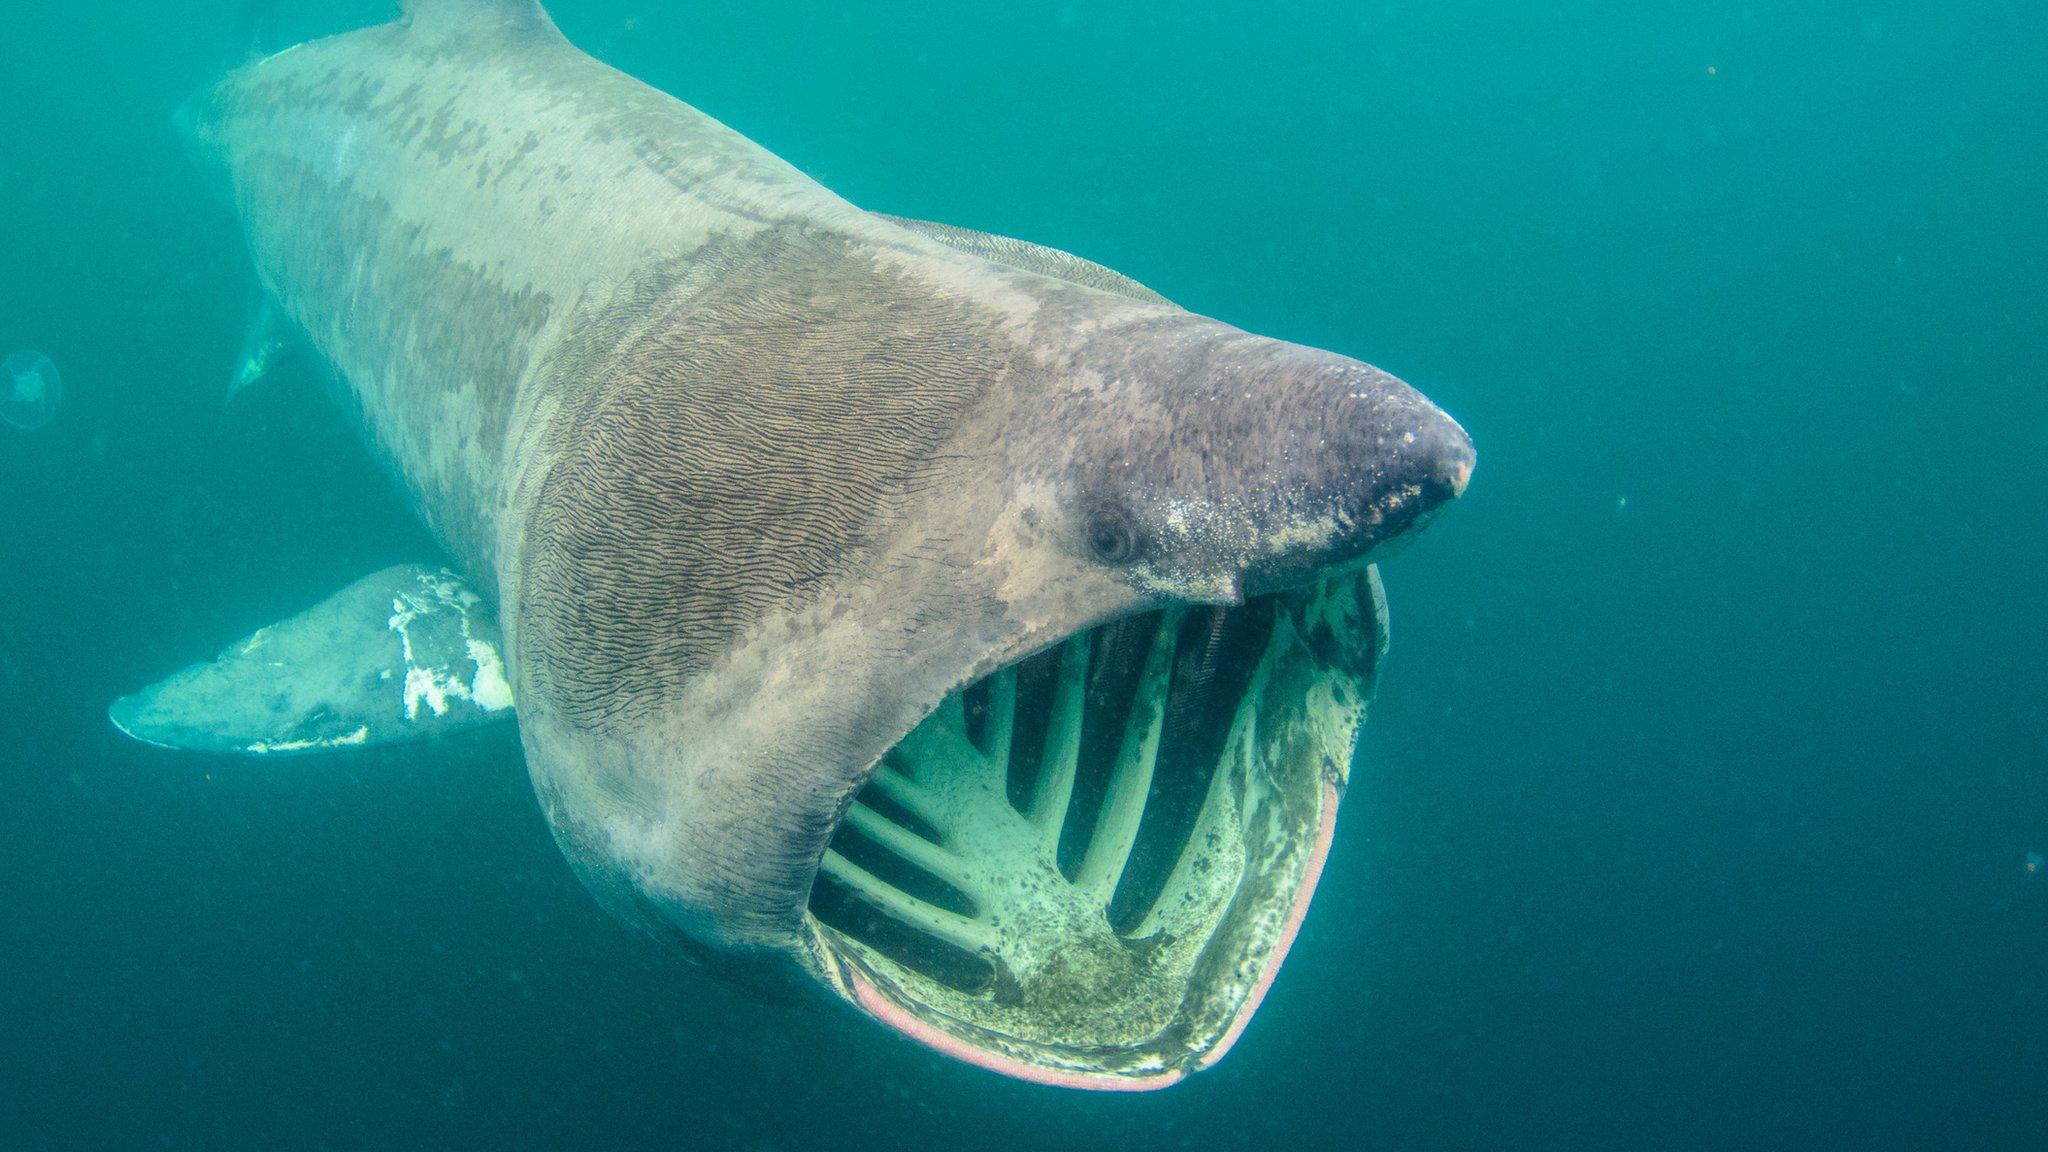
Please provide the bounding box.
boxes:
[799,565,1388,1087]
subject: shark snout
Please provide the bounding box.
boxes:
[1363,393,1474,539]
[1234,368,1473,596]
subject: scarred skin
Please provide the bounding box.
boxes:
[182,0,1472,1063]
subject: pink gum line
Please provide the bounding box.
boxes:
[848,972,1185,1091]
[1199,779,1341,1068]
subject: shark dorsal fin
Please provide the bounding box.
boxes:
[400,0,559,38]
[877,215,1172,305]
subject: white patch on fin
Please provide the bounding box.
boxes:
[108,564,515,756]
[387,570,513,721]
[246,726,371,755]
[466,638,515,712]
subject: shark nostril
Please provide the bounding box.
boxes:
[1437,419,1477,499]
[1391,408,1475,515]
[1448,454,1474,498]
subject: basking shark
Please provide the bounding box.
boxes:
[113,0,1474,1088]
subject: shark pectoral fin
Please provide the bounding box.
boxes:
[875,214,1172,305]
[109,565,515,756]
[226,300,295,404]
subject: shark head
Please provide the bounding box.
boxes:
[507,218,1472,1088]
[1016,311,1473,606]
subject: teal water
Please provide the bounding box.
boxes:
[3,1,2044,1148]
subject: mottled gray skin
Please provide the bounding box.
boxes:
[184,2,1471,961]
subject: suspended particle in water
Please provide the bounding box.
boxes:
[2027,851,2043,875]
[1,349,62,431]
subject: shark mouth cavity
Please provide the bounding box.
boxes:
[802,565,1389,1088]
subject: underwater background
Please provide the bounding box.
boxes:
[2,0,2043,1148]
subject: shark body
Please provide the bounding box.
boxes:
[123,0,1475,1087]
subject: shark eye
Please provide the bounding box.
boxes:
[1084,504,1142,566]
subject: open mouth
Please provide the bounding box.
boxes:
[802,564,1389,1088]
